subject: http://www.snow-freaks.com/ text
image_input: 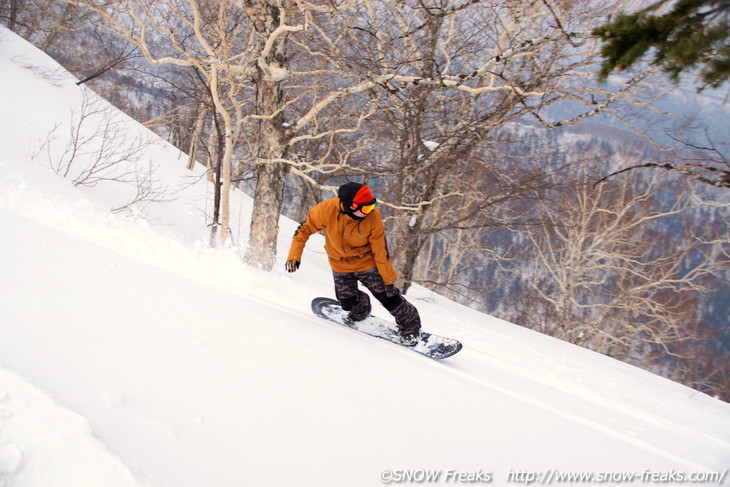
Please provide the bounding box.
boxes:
[378,467,728,485]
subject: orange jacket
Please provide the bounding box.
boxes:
[287,197,398,285]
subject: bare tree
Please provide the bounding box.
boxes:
[32,89,171,211]
[409,132,577,300]
[317,0,666,291]
[519,167,728,372]
[66,0,275,246]
[64,0,381,268]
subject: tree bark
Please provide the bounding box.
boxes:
[246,160,288,269]
[241,0,293,270]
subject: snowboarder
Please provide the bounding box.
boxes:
[285,182,422,346]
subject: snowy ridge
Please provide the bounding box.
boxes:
[0,26,729,487]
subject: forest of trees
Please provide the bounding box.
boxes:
[2,0,728,400]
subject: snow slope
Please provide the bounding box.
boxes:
[0,27,729,487]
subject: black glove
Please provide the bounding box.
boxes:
[285,260,300,273]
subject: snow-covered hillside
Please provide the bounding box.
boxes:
[1,27,728,487]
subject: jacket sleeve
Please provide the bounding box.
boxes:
[287,203,324,263]
[368,210,398,285]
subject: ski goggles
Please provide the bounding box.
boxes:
[359,202,376,214]
[351,200,377,214]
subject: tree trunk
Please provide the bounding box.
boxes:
[209,159,222,247]
[208,123,224,247]
[246,161,287,269]
[187,105,207,170]
[240,0,296,270]
[390,216,425,294]
[244,72,288,270]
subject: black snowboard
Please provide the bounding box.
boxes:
[311,297,462,359]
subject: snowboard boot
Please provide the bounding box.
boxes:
[344,309,369,327]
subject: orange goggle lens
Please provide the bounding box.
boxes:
[360,203,376,214]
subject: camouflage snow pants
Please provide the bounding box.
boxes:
[333,268,421,335]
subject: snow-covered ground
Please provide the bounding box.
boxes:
[0,27,728,487]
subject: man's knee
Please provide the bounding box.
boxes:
[373,288,404,312]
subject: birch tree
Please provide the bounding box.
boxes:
[520,168,728,365]
[67,0,252,246]
[66,0,382,269]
